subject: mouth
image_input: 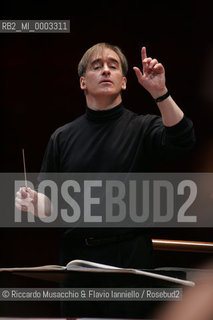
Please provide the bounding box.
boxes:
[100,79,113,84]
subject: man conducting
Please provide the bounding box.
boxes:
[16,42,195,270]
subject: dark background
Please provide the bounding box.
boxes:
[0,0,213,271]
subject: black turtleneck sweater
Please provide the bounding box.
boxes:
[39,103,195,266]
[39,102,195,234]
[40,102,195,174]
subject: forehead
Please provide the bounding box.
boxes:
[88,48,121,64]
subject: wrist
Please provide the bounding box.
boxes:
[154,90,170,103]
[150,87,168,100]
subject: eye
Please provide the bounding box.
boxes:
[110,65,117,69]
[93,65,101,70]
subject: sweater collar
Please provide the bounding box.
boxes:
[85,102,124,122]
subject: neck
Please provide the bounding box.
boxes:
[86,95,122,111]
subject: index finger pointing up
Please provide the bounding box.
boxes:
[141,46,147,63]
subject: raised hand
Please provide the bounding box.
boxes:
[133,47,167,99]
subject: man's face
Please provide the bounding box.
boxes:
[80,48,127,100]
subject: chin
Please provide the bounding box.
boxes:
[99,89,118,95]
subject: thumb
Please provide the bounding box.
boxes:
[133,67,143,83]
[27,188,38,201]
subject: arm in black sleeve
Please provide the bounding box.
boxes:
[142,114,196,161]
[37,131,60,191]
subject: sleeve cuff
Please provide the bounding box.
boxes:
[164,116,192,135]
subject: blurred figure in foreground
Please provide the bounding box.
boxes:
[156,262,213,320]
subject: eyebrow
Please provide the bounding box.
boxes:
[90,57,120,66]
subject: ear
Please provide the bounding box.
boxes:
[121,77,127,90]
[80,76,87,90]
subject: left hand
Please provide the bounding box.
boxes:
[133,47,167,99]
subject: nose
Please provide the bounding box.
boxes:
[102,63,111,75]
